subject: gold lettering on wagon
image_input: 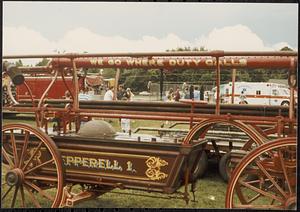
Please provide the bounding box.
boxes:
[62,156,123,171]
[145,157,168,181]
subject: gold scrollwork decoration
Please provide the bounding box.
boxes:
[145,156,168,181]
[24,147,42,169]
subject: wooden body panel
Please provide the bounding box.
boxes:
[4,133,205,194]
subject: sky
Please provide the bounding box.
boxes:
[3,2,298,60]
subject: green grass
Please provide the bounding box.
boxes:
[2,162,228,208]
[75,164,228,208]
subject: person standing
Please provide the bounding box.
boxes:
[183,87,189,99]
[200,85,205,100]
[189,85,194,99]
[182,82,188,99]
[182,82,187,91]
[103,86,114,123]
[125,88,134,101]
[167,88,174,101]
[239,91,247,104]
[193,86,200,100]
[104,86,114,101]
[120,97,131,133]
[147,81,152,93]
[174,88,181,101]
[117,84,126,100]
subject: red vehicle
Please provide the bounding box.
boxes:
[15,76,85,101]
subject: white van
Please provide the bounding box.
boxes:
[211,82,292,106]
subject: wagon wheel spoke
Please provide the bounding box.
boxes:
[20,185,26,208]
[24,184,41,208]
[2,148,15,169]
[2,162,11,169]
[10,129,19,168]
[24,158,54,175]
[22,142,43,171]
[18,131,30,168]
[2,185,13,200]
[25,180,55,202]
[255,160,288,199]
[11,185,19,208]
[245,193,261,204]
[239,179,284,203]
[278,149,292,194]
[235,183,247,204]
[246,182,274,204]
[241,139,257,151]
[234,172,263,204]
[244,179,260,184]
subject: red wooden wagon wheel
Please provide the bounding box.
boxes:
[1,124,65,208]
[184,119,268,182]
[225,137,296,209]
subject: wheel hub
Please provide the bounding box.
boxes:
[285,195,296,210]
[5,168,24,186]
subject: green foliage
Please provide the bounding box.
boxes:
[247,69,269,82]
[36,58,50,66]
[15,59,23,67]
[236,70,250,82]
[102,68,116,78]
[166,46,207,52]
[119,69,160,91]
[280,46,293,51]
[86,68,100,74]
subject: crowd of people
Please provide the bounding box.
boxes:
[103,84,135,101]
[75,81,249,135]
[101,82,207,133]
[166,82,205,102]
[103,82,206,103]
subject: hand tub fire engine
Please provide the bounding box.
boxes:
[2,51,297,209]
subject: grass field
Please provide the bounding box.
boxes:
[2,116,228,208]
[74,164,228,208]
